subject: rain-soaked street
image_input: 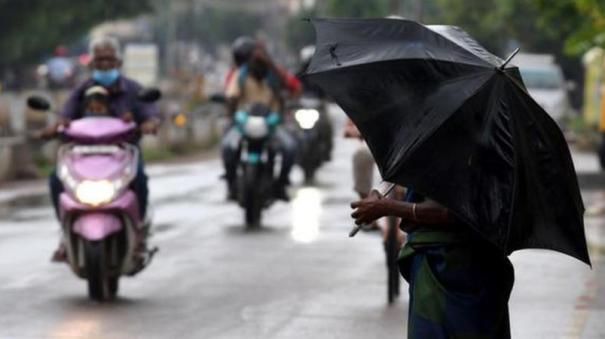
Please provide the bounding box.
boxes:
[0,109,603,339]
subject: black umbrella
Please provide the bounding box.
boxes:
[306,18,590,265]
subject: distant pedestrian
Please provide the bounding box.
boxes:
[344,119,374,199]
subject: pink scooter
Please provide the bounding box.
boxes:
[27,92,159,301]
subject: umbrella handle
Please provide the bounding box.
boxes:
[349,182,397,238]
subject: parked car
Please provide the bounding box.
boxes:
[516,53,575,122]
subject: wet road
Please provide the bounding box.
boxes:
[0,109,603,338]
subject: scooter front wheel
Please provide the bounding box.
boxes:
[84,241,115,301]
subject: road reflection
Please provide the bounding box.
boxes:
[51,314,102,339]
[291,187,322,243]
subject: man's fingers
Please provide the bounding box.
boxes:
[350,201,361,209]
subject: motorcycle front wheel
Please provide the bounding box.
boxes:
[243,164,263,228]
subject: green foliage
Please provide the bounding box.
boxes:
[532,0,605,55]
[0,0,151,72]
[433,0,514,54]
[428,0,586,106]
[325,0,389,18]
[171,6,261,51]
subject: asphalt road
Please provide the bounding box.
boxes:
[0,109,603,339]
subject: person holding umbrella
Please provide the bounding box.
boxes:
[305,18,591,338]
[352,188,514,337]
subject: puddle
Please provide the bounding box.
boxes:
[291,187,322,243]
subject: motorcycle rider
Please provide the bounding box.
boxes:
[44,36,160,261]
[296,45,333,161]
[224,36,301,101]
[222,42,299,201]
[46,45,75,90]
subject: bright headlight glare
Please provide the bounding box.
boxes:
[295,109,320,129]
[75,180,116,206]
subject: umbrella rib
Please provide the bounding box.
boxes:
[307,56,491,76]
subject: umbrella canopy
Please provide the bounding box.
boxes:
[306,18,590,265]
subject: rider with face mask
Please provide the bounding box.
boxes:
[222,44,298,201]
[45,36,160,261]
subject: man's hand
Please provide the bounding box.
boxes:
[36,118,70,139]
[36,125,58,139]
[350,190,385,225]
[344,120,362,139]
[252,45,273,66]
[140,119,159,135]
[121,111,134,123]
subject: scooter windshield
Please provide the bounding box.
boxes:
[63,117,136,144]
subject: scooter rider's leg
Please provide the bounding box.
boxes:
[321,117,334,161]
[131,158,149,220]
[49,169,63,219]
[221,126,240,200]
[274,127,297,201]
[49,168,67,262]
[130,156,155,261]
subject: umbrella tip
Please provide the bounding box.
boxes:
[499,48,520,71]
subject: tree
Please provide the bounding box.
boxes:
[171,5,262,52]
[0,0,151,75]
[432,0,521,55]
[423,0,586,107]
[533,0,605,55]
[324,0,389,18]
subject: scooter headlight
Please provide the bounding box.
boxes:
[295,109,320,130]
[75,180,116,206]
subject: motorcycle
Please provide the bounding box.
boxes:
[291,96,333,183]
[26,89,160,301]
[233,102,280,228]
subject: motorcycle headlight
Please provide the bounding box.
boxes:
[295,109,320,130]
[75,180,117,206]
[244,116,269,139]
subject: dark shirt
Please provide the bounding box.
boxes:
[61,76,159,124]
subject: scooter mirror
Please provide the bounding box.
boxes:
[138,88,162,103]
[26,96,51,111]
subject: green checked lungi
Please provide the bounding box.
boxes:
[399,229,514,339]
